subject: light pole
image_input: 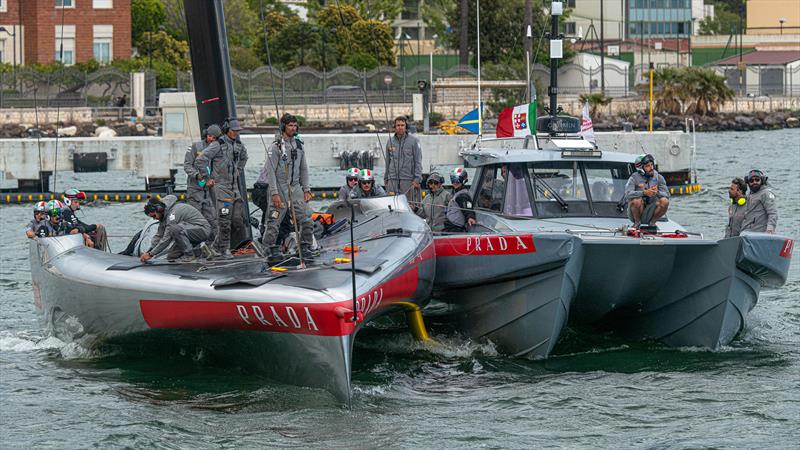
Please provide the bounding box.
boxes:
[779,18,786,35]
[0,26,17,91]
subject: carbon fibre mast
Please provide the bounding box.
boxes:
[183,0,253,248]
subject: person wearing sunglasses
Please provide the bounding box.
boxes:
[33,200,70,238]
[416,172,452,232]
[349,169,386,199]
[25,201,49,239]
[741,169,778,234]
[61,188,108,250]
[339,167,360,200]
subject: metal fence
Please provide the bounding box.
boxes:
[0,66,156,109]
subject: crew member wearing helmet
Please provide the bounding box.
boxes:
[624,154,670,228]
[35,200,70,238]
[350,169,386,198]
[416,172,452,232]
[259,113,314,259]
[25,201,49,239]
[741,169,778,234]
[339,167,360,199]
[185,124,221,246]
[195,120,247,258]
[725,177,748,238]
[443,167,476,232]
[384,116,422,204]
[140,195,211,263]
[61,188,108,250]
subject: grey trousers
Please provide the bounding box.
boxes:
[165,222,209,259]
[262,199,313,248]
[187,187,217,244]
[214,193,244,252]
[386,179,421,205]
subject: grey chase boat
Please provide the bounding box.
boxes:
[30,196,434,402]
[430,0,793,357]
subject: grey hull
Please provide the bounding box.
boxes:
[30,196,434,403]
[432,233,580,358]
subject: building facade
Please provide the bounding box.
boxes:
[0,0,131,67]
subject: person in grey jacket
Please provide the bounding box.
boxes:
[338,167,360,200]
[416,172,451,232]
[725,177,748,238]
[140,195,210,263]
[384,116,422,204]
[624,154,670,227]
[349,169,386,198]
[741,169,778,234]
[258,113,314,258]
[195,119,247,258]
[184,124,221,244]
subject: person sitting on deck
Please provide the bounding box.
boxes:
[25,202,49,239]
[139,195,211,264]
[36,200,71,238]
[624,154,670,228]
[338,167,360,199]
[443,167,476,232]
[60,188,108,250]
[349,169,386,199]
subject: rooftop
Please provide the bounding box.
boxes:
[715,50,800,66]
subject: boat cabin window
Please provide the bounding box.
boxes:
[477,164,533,217]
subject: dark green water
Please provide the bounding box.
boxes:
[1,130,798,448]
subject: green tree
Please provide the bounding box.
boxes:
[307,0,401,22]
[131,0,166,46]
[698,3,744,35]
[578,92,613,118]
[647,66,732,116]
[350,19,396,66]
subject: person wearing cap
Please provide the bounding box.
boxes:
[61,188,108,250]
[220,118,249,238]
[384,116,422,204]
[624,154,670,228]
[25,201,49,239]
[416,172,451,232]
[195,120,247,258]
[140,195,211,264]
[184,124,220,246]
[349,169,386,199]
[260,113,314,259]
[741,169,778,234]
[725,177,748,238]
[444,167,476,232]
[339,167,360,200]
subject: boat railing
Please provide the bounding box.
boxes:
[685,117,697,184]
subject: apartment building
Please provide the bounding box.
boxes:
[0,0,131,66]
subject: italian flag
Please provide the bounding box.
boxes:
[496,101,536,138]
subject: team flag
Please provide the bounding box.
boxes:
[496,101,536,138]
[579,102,596,145]
[456,103,483,134]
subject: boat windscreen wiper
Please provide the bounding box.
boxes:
[531,174,568,211]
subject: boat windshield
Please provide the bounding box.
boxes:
[475,160,636,218]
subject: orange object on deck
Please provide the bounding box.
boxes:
[312,212,334,225]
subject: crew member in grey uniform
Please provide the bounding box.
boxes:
[384,116,422,204]
[624,153,670,228]
[725,177,748,238]
[195,119,247,258]
[443,167,476,232]
[219,119,249,239]
[416,172,451,232]
[260,113,314,259]
[349,169,386,198]
[25,201,48,239]
[140,195,210,263]
[741,169,778,234]
[339,167,360,199]
[184,124,221,244]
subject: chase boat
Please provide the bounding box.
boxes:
[30,196,434,402]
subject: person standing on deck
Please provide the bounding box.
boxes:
[384,116,422,204]
[725,177,748,238]
[741,169,778,234]
[184,124,221,246]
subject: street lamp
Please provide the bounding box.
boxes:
[0,26,17,91]
[779,18,786,35]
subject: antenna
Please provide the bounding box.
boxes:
[476,0,482,136]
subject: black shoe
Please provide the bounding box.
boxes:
[300,244,315,260]
[267,246,284,265]
[176,254,198,263]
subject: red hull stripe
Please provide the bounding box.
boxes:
[434,234,536,257]
[139,267,419,337]
[779,239,794,259]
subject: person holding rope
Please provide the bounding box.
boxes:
[416,172,451,232]
[443,168,476,232]
[184,124,221,246]
[384,116,422,205]
[61,188,108,250]
[260,113,314,261]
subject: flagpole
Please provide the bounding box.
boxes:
[476,0,482,136]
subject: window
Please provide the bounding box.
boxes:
[565,0,576,7]
[93,0,113,8]
[165,112,185,134]
[55,0,74,8]
[477,164,533,216]
[93,25,113,64]
[584,164,630,203]
[565,22,576,35]
[0,42,5,64]
[0,0,7,13]
[55,25,76,65]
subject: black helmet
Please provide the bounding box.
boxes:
[745,169,767,185]
[635,153,655,168]
[144,197,166,216]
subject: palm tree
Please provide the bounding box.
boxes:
[684,67,733,115]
